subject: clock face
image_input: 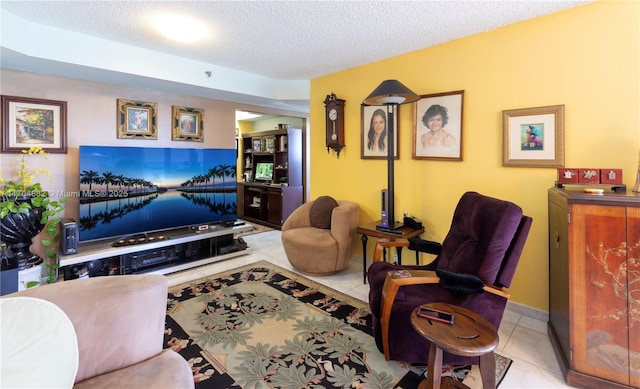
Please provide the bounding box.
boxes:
[328,108,338,121]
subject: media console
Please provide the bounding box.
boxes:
[58,223,251,280]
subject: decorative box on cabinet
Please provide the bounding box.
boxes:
[548,187,640,388]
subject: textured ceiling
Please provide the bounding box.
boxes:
[1,0,590,81]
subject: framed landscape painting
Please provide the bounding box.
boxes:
[1,95,67,153]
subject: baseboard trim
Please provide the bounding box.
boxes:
[506,300,549,322]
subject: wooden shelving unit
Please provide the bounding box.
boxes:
[238,128,303,228]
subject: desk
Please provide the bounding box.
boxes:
[411,303,499,389]
[357,221,424,283]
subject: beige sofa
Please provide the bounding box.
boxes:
[281,199,359,275]
[3,274,194,388]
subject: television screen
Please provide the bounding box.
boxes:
[254,162,273,181]
[78,145,237,242]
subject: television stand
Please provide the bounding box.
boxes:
[59,223,252,280]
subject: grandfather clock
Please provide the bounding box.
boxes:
[324,92,345,157]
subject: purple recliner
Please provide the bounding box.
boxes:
[367,191,533,366]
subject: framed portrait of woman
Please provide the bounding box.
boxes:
[361,104,399,160]
[412,90,464,161]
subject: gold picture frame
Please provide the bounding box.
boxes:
[117,99,157,140]
[172,106,204,142]
[1,95,68,153]
[502,104,565,167]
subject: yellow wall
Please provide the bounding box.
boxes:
[309,1,640,311]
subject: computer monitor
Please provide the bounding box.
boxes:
[254,162,273,182]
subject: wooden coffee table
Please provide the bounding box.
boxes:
[410,303,499,389]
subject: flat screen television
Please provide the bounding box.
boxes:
[78,145,237,242]
[254,162,273,182]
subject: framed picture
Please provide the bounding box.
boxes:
[172,106,204,142]
[117,99,157,140]
[361,104,399,160]
[1,95,67,153]
[502,104,565,167]
[253,138,262,152]
[412,90,464,161]
[264,137,275,153]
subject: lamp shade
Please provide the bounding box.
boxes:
[362,79,420,106]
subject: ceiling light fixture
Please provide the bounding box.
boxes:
[153,14,208,43]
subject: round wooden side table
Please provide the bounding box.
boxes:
[410,302,499,389]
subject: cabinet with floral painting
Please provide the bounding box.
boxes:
[548,187,639,388]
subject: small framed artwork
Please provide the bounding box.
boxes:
[502,104,565,167]
[412,90,464,161]
[1,95,67,153]
[253,138,262,152]
[361,104,399,160]
[264,137,275,153]
[117,99,157,140]
[172,106,204,142]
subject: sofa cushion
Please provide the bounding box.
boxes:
[309,196,338,229]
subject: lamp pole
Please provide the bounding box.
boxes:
[386,104,396,228]
[362,79,419,231]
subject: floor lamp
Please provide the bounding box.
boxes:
[363,80,420,231]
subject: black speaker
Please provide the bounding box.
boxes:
[85,259,106,275]
[59,218,78,255]
[381,189,388,214]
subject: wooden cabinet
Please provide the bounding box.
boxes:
[548,187,640,388]
[238,128,303,228]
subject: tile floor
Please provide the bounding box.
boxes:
[166,229,573,389]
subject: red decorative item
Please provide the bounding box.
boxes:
[579,168,600,184]
[600,169,623,184]
[557,168,579,183]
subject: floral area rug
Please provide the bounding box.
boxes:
[164,260,512,388]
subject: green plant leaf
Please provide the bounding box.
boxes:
[26,281,41,288]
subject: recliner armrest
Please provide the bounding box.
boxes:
[377,268,510,360]
[372,239,409,262]
[408,237,441,255]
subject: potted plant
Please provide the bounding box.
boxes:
[0,146,66,289]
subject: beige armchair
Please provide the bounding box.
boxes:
[2,274,194,389]
[281,197,359,275]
